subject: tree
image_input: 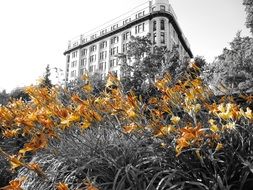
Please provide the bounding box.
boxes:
[243,0,253,35]
[9,87,30,102]
[39,64,52,89]
[203,32,253,94]
[0,90,9,105]
[119,34,190,94]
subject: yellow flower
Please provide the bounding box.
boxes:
[126,107,137,118]
[154,125,174,137]
[195,149,202,160]
[80,122,91,130]
[170,116,180,125]
[215,143,223,151]
[245,107,252,120]
[210,124,219,132]
[83,84,93,93]
[60,114,80,126]
[193,103,201,113]
[222,122,236,130]
[208,119,216,125]
[9,155,23,170]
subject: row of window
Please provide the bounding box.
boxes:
[80,31,131,56]
[152,5,166,12]
[70,63,116,77]
[153,32,166,44]
[153,20,165,31]
[135,23,145,34]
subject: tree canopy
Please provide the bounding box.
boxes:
[203,32,253,94]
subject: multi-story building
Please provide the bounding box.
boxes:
[63,0,193,83]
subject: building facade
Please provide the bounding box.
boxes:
[63,0,193,83]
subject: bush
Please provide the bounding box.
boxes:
[0,70,253,189]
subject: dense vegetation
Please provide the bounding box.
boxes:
[0,1,253,190]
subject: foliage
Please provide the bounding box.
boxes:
[243,0,253,35]
[0,67,253,189]
[39,64,53,89]
[9,88,30,102]
[0,90,9,106]
[120,35,190,95]
[203,32,253,94]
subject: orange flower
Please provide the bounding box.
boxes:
[123,123,138,134]
[19,133,48,155]
[2,129,20,138]
[176,124,204,155]
[0,177,26,190]
[56,182,69,190]
[27,162,45,177]
[9,155,24,170]
[148,97,158,104]
[84,180,99,190]
[60,114,80,127]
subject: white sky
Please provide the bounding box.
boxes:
[0,0,250,92]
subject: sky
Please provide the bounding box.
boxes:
[0,0,250,92]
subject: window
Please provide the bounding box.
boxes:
[71,61,77,68]
[100,29,107,35]
[111,36,119,44]
[100,41,107,49]
[72,51,77,58]
[112,71,118,77]
[152,6,156,12]
[89,65,94,72]
[110,59,117,68]
[135,11,145,19]
[153,21,156,31]
[73,42,78,47]
[67,55,70,63]
[90,34,97,40]
[81,49,87,56]
[80,68,85,76]
[135,23,145,34]
[99,62,105,71]
[90,45,97,52]
[153,33,157,44]
[80,58,86,67]
[161,20,165,30]
[70,70,76,77]
[123,18,131,25]
[122,43,129,53]
[99,51,107,60]
[111,24,118,31]
[89,55,96,63]
[161,32,165,44]
[160,5,166,11]
[110,47,118,56]
[123,31,131,41]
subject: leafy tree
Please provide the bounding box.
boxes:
[0,90,9,105]
[39,64,52,89]
[119,35,190,94]
[203,32,253,94]
[243,0,253,35]
[9,87,30,102]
